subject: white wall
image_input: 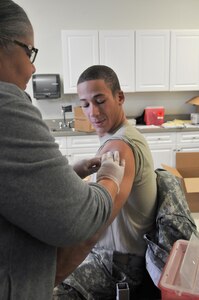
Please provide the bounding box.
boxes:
[15,0,199,119]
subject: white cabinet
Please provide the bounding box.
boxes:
[62,29,199,93]
[136,29,199,91]
[99,30,135,92]
[176,131,199,152]
[61,30,135,93]
[143,132,176,169]
[66,135,100,164]
[55,135,100,164]
[143,131,199,169]
[56,132,177,169]
[55,131,199,169]
[170,30,199,91]
[61,30,99,93]
[136,30,170,91]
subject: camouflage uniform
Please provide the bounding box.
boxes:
[53,248,145,300]
[53,169,197,300]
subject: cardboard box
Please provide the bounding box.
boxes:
[186,97,199,113]
[162,152,199,212]
[74,106,95,133]
[159,239,199,300]
[144,106,165,125]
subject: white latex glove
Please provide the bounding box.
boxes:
[96,151,125,193]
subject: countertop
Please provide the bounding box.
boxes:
[45,118,199,137]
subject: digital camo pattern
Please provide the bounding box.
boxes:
[53,248,145,300]
[53,169,198,297]
[144,168,198,285]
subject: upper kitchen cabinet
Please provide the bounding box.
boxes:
[170,30,199,91]
[135,30,170,91]
[61,30,135,93]
[62,29,199,94]
[61,30,99,93]
[99,30,135,92]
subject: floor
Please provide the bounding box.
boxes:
[191,213,199,231]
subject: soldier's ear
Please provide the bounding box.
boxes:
[118,91,125,105]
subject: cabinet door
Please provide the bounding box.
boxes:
[143,132,176,169]
[136,30,170,91]
[170,30,199,91]
[67,135,100,164]
[55,135,100,163]
[67,148,99,164]
[99,30,135,92]
[62,30,99,93]
[176,131,199,152]
[67,135,100,149]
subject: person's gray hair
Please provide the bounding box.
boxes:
[0,0,33,48]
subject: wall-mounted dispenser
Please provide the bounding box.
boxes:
[32,74,61,100]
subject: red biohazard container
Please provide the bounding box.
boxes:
[159,238,199,300]
[144,106,165,125]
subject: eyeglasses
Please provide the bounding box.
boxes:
[0,36,38,64]
[13,40,38,64]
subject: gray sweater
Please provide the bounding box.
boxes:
[0,82,112,300]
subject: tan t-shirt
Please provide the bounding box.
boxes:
[96,122,157,256]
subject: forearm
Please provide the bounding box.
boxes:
[55,231,102,286]
[55,246,86,286]
[55,158,124,286]
[55,202,120,287]
[55,183,120,287]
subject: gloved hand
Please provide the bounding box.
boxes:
[96,151,125,193]
[73,157,101,179]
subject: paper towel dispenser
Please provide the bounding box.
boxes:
[32,74,61,100]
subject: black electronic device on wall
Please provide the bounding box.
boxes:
[32,74,61,100]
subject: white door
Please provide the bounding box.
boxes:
[136,30,170,91]
[99,30,135,92]
[143,132,176,169]
[170,30,199,91]
[150,147,175,170]
[176,131,199,152]
[66,135,100,164]
[67,148,99,164]
[62,30,99,93]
